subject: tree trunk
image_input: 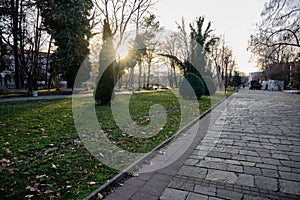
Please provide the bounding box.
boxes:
[143,71,146,88]
[147,62,151,88]
[33,8,41,91]
[168,69,173,87]
[45,36,52,87]
[129,66,134,91]
[138,60,142,91]
[172,61,178,87]
[12,0,21,88]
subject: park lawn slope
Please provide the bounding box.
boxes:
[0,91,225,199]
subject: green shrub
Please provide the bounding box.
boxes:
[179,73,205,98]
[203,76,217,95]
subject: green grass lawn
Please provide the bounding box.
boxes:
[0,90,225,199]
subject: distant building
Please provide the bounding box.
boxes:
[0,43,51,88]
[0,44,15,87]
[264,61,300,89]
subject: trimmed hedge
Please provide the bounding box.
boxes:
[179,73,205,98]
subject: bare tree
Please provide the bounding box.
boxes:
[161,31,181,87]
[260,0,300,49]
[94,0,157,92]
[176,18,191,63]
[94,0,156,51]
[249,0,300,61]
[248,0,300,86]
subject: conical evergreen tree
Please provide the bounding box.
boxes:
[94,19,116,104]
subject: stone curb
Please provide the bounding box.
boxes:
[85,93,235,200]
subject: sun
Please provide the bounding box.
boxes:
[116,44,129,60]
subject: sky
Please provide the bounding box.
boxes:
[156,0,269,75]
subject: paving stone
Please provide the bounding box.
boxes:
[205,157,225,162]
[160,188,188,200]
[279,180,300,195]
[279,171,300,181]
[289,155,300,162]
[169,179,185,189]
[254,176,278,191]
[261,169,279,178]
[193,150,210,157]
[269,139,280,144]
[222,139,234,145]
[206,169,237,184]
[216,189,243,200]
[196,145,211,151]
[240,161,256,166]
[246,156,262,163]
[224,147,239,154]
[271,153,289,160]
[239,150,259,157]
[256,151,271,158]
[261,144,276,150]
[185,159,199,166]
[236,174,254,187]
[227,164,243,173]
[225,159,241,165]
[177,166,207,178]
[208,151,231,159]
[280,160,300,168]
[190,154,205,160]
[259,138,269,143]
[244,136,259,142]
[178,181,195,191]
[208,197,223,200]
[243,194,270,200]
[186,192,209,200]
[279,140,292,145]
[262,158,281,165]
[278,166,291,172]
[244,166,262,175]
[232,154,247,161]
[197,160,227,170]
[256,163,277,170]
[194,185,216,196]
[291,168,300,173]
[247,142,262,148]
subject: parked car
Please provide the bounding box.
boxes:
[249,80,262,90]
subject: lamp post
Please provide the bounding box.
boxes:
[224,56,229,96]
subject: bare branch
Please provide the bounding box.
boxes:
[268,28,300,47]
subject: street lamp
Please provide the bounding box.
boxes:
[224,56,229,96]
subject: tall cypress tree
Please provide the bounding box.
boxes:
[94,19,116,105]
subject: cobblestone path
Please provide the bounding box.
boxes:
[105,90,300,200]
